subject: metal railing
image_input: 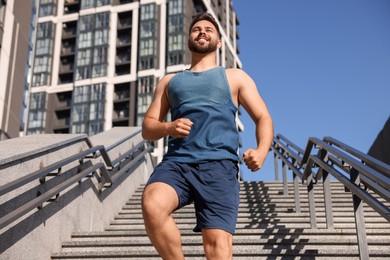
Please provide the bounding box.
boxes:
[0,129,11,140]
[272,133,390,260]
[0,129,153,230]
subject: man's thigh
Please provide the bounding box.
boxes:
[187,160,240,234]
[144,160,193,211]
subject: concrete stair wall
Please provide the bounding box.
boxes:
[52,181,390,259]
[0,127,154,260]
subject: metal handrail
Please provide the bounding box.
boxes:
[0,131,152,230]
[271,135,309,214]
[272,134,390,260]
[0,145,106,197]
[277,134,305,159]
[0,134,92,168]
[89,129,143,169]
[0,162,104,229]
[0,129,11,140]
[323,136,390,177]
[271,142,303,180]
[303,137,390,194]
[109,143,153,186]
[111,139,146,166]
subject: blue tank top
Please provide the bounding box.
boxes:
[164,66,240,163]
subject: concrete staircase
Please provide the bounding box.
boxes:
[51,181,390,259]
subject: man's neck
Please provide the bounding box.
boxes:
[190,52,218,72]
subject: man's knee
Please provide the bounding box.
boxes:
[142,182,178,217]
[202,229,233,259]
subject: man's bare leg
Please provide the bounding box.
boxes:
[202,229,233,260]
[142,182,184,260]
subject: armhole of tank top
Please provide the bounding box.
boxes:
[166,73,178,99]
[221,68,239,110]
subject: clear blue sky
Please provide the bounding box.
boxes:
[233,1,390,181]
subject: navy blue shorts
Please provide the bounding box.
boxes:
[145,160,240,234]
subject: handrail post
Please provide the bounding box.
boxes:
[282,161,288,195]
[319,149,334,229]
[293,172,301,213]
[273,152,279,181]
[307,174,317,229]
[322,169,334,229]
[350,168,369,260]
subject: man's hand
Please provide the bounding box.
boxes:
[168,118,193,138]
[242,149,267,172]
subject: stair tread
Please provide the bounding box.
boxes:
[62,236,390,246]
[52,246,390,257]
[52,181,390,259]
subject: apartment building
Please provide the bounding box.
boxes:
[25,0,241,161]
[0,0,35,139]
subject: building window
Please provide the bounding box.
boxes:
[35,38,53,55]
[168,34,183,51]
[27,92,46,134]
[81,0,110,10]
[167,0,185,66]
[168,0,183,15]
[137,76,155,126]
[138,3,157,70]
[76,12,109,80]
[32,22,55,86]
[71,83,105,136]
[39,0,57,17]
[168,15,183,33]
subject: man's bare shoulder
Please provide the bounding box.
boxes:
[155,73,177,94]
[226,68,249,79]
[159,73,176,84]
[226,68,253,84]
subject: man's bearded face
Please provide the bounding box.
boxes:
[188,20,220,54]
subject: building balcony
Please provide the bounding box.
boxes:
[112,0,136,5]
[53,126,70,133]
[53,117,71,127]
[64,0,80,14]
[115,55,130,65]
[62,29,77,39]
[115,64,130,76]
[116,36,131,47]
[61,46,75,57]
[114,91,130,101]
[112,110,129,120]
[112,107,130,126]
[59,63,74,74]
[117,13,132,30]
[55,106,71,114]
[58,62,74,84]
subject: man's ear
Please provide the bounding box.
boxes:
[217,38,222,48]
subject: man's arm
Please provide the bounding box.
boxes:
[234,69,274,172]
[142,74,193,141]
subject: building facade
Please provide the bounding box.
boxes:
[0,0,35,140]
[25,0,241,161]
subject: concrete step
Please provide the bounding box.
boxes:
[108,216,390,226]
[117,210,387,218]
[68,228,390,239]
[57,243,389,254]
[123,201,385,211]
[52,181,390,259]
[51,246,390,259]
[119,206,385,216]
[60,235,390,246]
[104,223,390,232]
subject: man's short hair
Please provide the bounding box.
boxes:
[189,12,221,37]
